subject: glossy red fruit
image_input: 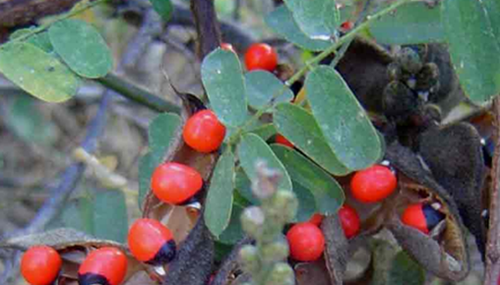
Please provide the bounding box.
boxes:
[244,43,278,71]
[221,43,235,53]
[151,162,203,204]
[183,109,226,153]
[21,246,62,285]
[286,222,325,261]
[338,205,360,238]
[402,203,445,234]
[78,247,128,285]
[350,165,397,203]
[307,213,324,226]
[275,134,294,148]
[128,218,176,265]
[340,21,353,31]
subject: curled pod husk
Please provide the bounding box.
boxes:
[384,142,470,281]
[418,122,486,258]
[321,214,349,285]
[142,92,219,241]
[141,91,218,285]
[1,228,152,285]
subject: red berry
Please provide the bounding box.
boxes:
[21,246,62,285]
[78,247,128,285]
[286,222,325,261]
[151,162,203,204]
[275,134,294,148]
[350,165,397,203]
[340,21,353,31]
[183,109,226,153]
[338,205,360,238]
[221,43,235,53]
[244,43,278,71]
[307,213,324,226]
[128,218,176,265]
[402,203,445,234]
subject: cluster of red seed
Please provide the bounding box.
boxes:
[21,245,127,285]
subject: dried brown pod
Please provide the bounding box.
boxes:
[321,214,349,285]
[418,122,487,257]
[142,92,219,243]
[1,228,153,285]
[384,142,470,281]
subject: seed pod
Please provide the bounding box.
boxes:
[396,47,423,74]
[385,141,470,281]
[418,123,486,258]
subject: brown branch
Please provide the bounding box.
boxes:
[0,0,97,27]
[189,0,222,60]
[485,96,500,285]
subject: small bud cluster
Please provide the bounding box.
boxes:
[239,161,298,285]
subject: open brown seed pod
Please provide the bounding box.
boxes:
[140,91,218,285]
[418,122,486,257]
[384,141,470,281]
[1,228,152,285]
[142,92,219,242]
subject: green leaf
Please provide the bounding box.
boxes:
[237,133,293,192]
[265,5,332,51]
[149,0,173,21]
[218,203,244,244]
[205,150,235,237]
[388,251,425,285]
[272,145,344,215]
[235,169,259,205]
[245,71,294,110]
[148,112,183,159]
[0,42,79,102]
[293,182,317,222]
[138,152,157,210]
[49,19,113,78]
[93,190,128,243]
[370,1,444,45]
[201,49,248,127]
[442,0,500,102]
[59,197,94,235]
[9,28,53,52]
[6,95,58,145]
[283,0,339,39]
[274,103,349,175]
[248,123,277,141]
[138,112,182,209]
[305,66,381,170]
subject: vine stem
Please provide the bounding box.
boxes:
[0,0,108,46]
[228,0,410,146]
[484,96,500,285]
[285,0,409,87]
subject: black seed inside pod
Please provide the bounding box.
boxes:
[78,273,110,285]
[147,239,177,266]
[422,204,445,232]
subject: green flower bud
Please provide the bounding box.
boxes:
[252,161,282,199]
[272,190,298,223]
[397,47,423,74]
[241,206,265,238]
[387,62,402,81]
[264,262,295,285]
[239,245,260,274]
[261,235,290,263]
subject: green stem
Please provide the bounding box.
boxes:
[286,0,409,87]
[229,0,409,146]
[1,0,109,46]
[96,74,181,114]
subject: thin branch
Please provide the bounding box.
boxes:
[96,73,181,114]
[484,96,500,285]
[190,0,222,59]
